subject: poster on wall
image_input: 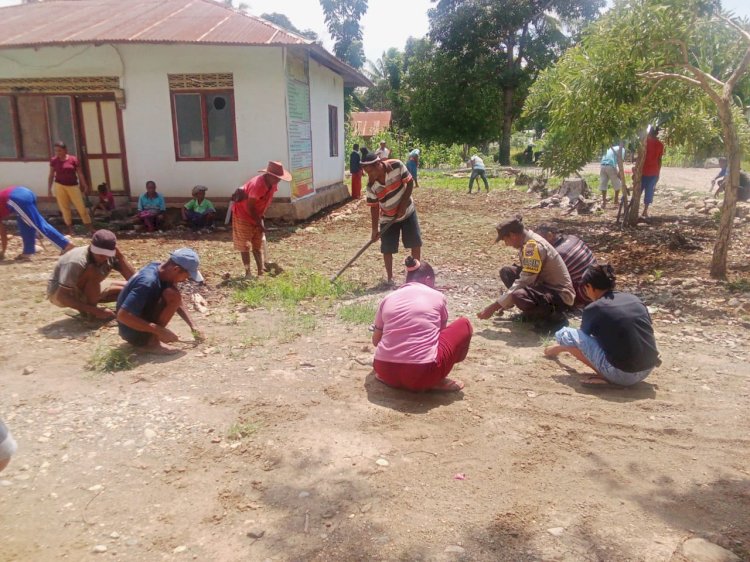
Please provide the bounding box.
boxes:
[286,51,314,199]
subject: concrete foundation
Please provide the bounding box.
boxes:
[266,182,350,222]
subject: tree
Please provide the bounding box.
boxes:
[260,12,319,41]
[404,37,503,147]
[319,0,368,70]
[427,0,603,165]
[362,48,411,127]
[525,0,750,278]
[221,0,248,13]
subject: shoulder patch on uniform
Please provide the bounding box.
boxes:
[521,240,542,274]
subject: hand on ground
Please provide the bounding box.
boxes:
[478,304,501,320]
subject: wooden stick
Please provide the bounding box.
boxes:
[330,221,394,282]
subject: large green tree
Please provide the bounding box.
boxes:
[319,0,368,70]
[525,0,750,278]
[362,48,411,127]
[425,0,603,164]
[404,37,503,146]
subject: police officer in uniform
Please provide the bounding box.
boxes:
[478,216,574,330]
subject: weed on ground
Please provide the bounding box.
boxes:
[86,346,135,373]
[234,270,360,309]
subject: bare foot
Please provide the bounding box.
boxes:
[141,342,180,355]
[430,378,465,392]
[14,253,32,261]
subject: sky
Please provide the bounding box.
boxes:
[244,0,433,64]
[0,0,748,67]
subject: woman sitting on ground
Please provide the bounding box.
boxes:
[135,180,166,232]
[371,256,473,392]
[544,264,660,387]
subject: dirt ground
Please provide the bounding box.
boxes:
[1,167,749,562]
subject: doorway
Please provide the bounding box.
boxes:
[77,96,129,195]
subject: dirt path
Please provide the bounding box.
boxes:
[1,172,749,561]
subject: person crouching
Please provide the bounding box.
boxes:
[544,264,660,387]
[371,256,473,392]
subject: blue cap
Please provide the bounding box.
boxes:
[170,248,204,283]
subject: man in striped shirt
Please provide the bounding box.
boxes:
[536,223,597,307]
[362,152,422,284]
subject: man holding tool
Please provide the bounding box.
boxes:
[362,152,422,285]
[232,161,292,278]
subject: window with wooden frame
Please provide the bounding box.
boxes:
[0,94,77,161]
[328,105,338,157]
[169,74,237,161]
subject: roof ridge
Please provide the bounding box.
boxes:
[193,0,311,45]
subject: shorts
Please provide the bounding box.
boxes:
[555,327,652,386]
[599,165,622,192]
[380,211,422,254]
[641,175,658,205]
[118,323,151,346]
[233,216,263,252]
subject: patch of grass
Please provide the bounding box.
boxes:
[227,420,261,441]
[652,269,664,281]
[421,170,518,192]
[277,313,318,343]
[338,302,377,325]
[727,278,750,293]
[86,346,135,373]
[234,270,359,309]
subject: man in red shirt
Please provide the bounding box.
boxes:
[640,126,665,219]
[232,161,292,278]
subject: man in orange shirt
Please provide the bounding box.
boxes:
[640,126,665,219]
[232,161,292,278]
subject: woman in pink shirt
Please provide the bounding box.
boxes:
[372,257,473,392]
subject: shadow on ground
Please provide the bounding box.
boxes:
[363,371,464,414]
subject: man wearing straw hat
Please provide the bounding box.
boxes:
[232,161,292,278]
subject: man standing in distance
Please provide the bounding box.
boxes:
[375,140,390,160]
[232,161,292,278]
[350,143,362,199]
[640,127,664,219]
[361,152,422,285]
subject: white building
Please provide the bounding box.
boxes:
[0,0,370,220]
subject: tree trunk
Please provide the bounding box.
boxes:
[498,87,515,165]
[625,134,647,227]
[710,101,741,279]
[615,141,629,225]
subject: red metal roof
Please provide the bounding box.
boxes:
[0,0,307,47]
[0,0,372,87]
[350,111,392,137]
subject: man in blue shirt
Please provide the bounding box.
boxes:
[116,248,204,354]
[599,145,626,209]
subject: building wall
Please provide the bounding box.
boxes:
[0,43,347,205]
[308,58,345,190]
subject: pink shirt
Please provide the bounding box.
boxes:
[374,282,448,364]
[234,174,277,225]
